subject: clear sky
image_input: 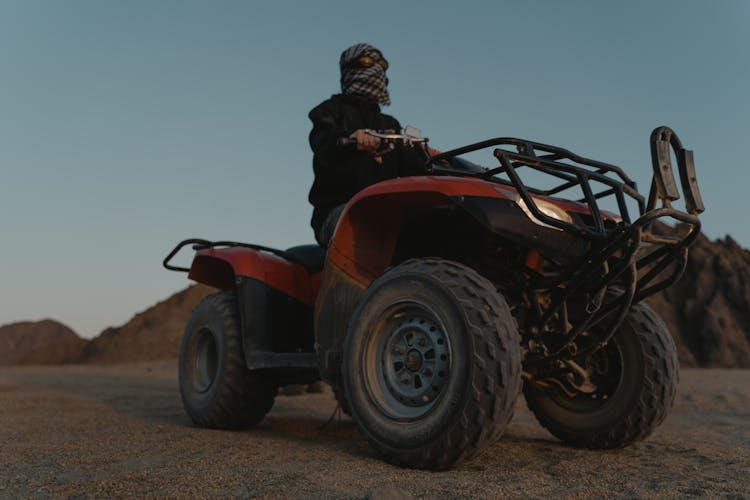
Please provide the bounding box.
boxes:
[1,1,747,339]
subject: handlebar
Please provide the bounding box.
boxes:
[337,129,429,151]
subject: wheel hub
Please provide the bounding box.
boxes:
[380,315,451,412]
[405,349,423,372]
[193,328,218,393]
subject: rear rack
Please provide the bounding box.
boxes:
[163,238,302,273]
[428,126,704,364]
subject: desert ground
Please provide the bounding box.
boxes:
[0,363,748,499]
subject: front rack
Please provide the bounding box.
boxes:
[428,126,704,364]
[428,127,703,234]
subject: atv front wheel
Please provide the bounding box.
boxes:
[524,302,679,448]
[179,291,277,429]
[342,259,522,470]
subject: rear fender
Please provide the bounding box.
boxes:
[189,247,314,305]
[189,247,317,358]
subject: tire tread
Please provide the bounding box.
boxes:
[180,291,276,430]
[345,258,522,470]
[524,302,678,448]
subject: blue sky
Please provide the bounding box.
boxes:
[1,1,747,338]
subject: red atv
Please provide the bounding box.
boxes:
[164,126,703,470]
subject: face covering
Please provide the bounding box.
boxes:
[339,43,390,106]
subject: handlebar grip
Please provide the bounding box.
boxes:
[337,137,357,148]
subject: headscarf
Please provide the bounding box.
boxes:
[339,43,390,106]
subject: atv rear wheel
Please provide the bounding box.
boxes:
[342,259,522,470]
[524,302,678,448]
[179,291,277,429]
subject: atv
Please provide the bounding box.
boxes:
[163,126,703,470]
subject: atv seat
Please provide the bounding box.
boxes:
[285,244,326,274]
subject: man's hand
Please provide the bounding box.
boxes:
[350,129,381,155]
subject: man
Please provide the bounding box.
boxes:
[307,42,425,247]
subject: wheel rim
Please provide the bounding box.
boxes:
[193,328,218,393]
[362,301,451,421]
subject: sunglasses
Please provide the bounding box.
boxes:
[345,54,389,71]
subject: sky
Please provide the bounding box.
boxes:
[1,1,748,339]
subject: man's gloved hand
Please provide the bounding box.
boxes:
[350,129,381,155]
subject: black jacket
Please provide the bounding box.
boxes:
[307,94,425,235]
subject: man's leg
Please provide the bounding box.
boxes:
[315,204,346,247]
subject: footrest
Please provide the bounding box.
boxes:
[245,351,318,370]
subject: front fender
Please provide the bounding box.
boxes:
[327,175,513,285]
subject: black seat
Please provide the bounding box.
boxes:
[285,244,326,274]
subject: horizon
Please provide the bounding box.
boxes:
[2,1,747,338]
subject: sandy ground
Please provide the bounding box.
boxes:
[0,363,748,499]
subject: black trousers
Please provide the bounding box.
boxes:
[315,204,346,248]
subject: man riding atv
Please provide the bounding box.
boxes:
[308,42,427,246]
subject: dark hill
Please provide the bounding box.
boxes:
[76,284,214,363]
[647,232,750,367]
[0,320,85,365]
[13,232,750,368]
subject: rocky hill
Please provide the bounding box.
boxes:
[75,284,214,363]
[10,232,750,368]
[16,285,213,365]
[647,232,750,368]
[0,320,86,365]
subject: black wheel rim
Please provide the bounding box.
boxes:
[362,301,451,421]
[193,328,218,393]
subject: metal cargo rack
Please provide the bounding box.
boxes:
[428,126,704,364]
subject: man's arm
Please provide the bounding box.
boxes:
[308,101,346,161]
[309,101,381,160]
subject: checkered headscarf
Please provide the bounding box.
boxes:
[339,43,390,106]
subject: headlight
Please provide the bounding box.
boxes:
[496,187,573,231]
[517,198,573,230]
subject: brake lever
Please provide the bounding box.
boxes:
[339,129,429,158]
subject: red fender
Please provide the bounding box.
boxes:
[189,247,317,306]
[327,175,514,285]
[326,175,617,285]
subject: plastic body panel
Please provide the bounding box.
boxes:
[325,175,604,287]
[187,247,321,374]
[189,247,317,305]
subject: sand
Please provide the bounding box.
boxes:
[0,363,748,498]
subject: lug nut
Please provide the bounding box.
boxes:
[400,374,410,384]
[417,338,427,347]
